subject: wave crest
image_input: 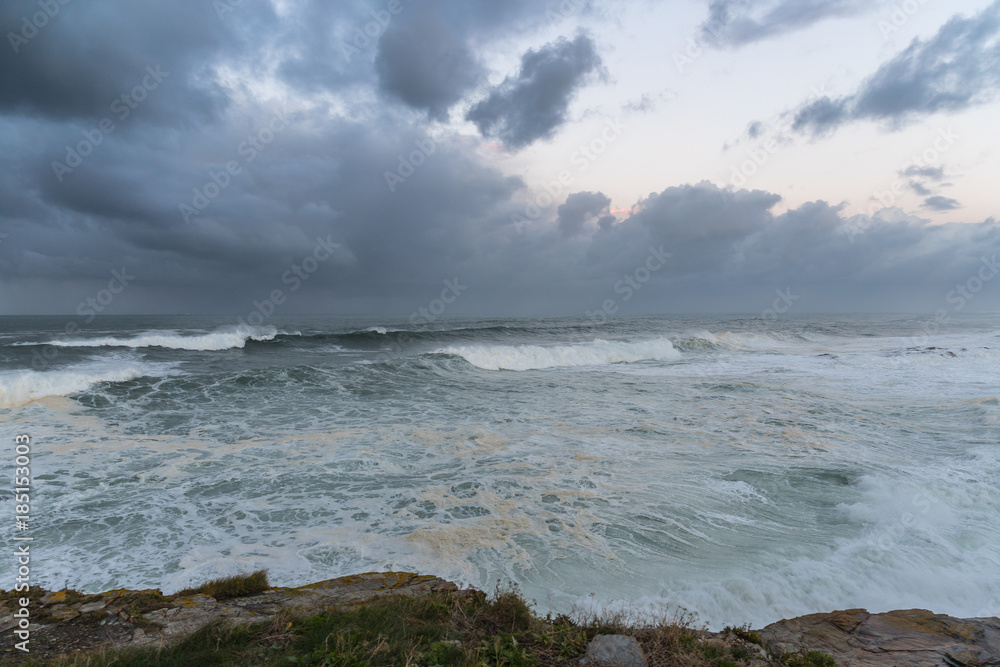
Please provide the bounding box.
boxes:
[433,338,681,371]
[24,325,285,351]
[0,361,174,408]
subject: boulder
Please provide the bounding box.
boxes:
[580,634,648,667]
[758,608,1000,667]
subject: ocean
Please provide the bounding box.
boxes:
[1,314,998,628]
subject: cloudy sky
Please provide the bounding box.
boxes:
[1,0,999,316]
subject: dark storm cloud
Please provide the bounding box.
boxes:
[792,1,1000,136]
[375,14,484,120]
[268,0,553,108]
[2,0,1000,317]
[0,0,258,124]
[923,196,961,211]
[4,123,1000,314]
[557,191,610,238]
[482,182,1000,313]
[1,125,526,315]
[699,0,869,48]
[265,1,538,101]
[465,34,603,149]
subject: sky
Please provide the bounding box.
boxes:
[1,0,999,316]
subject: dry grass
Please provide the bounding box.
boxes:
[17,579,834,666]
[173,569,270,601]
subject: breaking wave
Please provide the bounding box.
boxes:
[432,338,681,371]
[18,325,286,351]
[0,360,176,408]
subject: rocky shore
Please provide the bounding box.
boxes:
[1,572,997,666]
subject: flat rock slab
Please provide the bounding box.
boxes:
[580,634,648,667]
[759,609,1000,667]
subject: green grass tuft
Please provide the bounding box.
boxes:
[18,582,823,667]
[783,650,837,667]
[174,569,270,601]
[724,624,764,646]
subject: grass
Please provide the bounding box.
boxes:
[16,580,837,667]
[174,570,271,601]
[723,625,763,646]
[781,651,837,667]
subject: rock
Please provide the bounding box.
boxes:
[78,601,107,614]
[0,571,467,663]
[48,605,80,621]
[759,609,1000,667]
[40,591,70,605]
[579,634,647,667]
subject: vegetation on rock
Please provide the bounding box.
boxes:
[10,576,823,667]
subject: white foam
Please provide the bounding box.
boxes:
[28,325,281,351]
[0,359,176,408]
[435,338,681,370]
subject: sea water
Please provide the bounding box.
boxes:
[1,314,998,627]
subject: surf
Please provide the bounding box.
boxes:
[432,338,682,370]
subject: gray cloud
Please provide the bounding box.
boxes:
[4,131,1000,314]
[700,0,869,48]
[264,1,537,105]
[622,90,674,115]
[2,0,999,317]
[792,1,1000,135]
[923,196,961,211]
[0,0,241,125]
[901,165,946,181]
[375,15,484,120]
[623,94,657,114]
[901,164,949,197]
[465,34,603,149]
[557,191,611,238]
